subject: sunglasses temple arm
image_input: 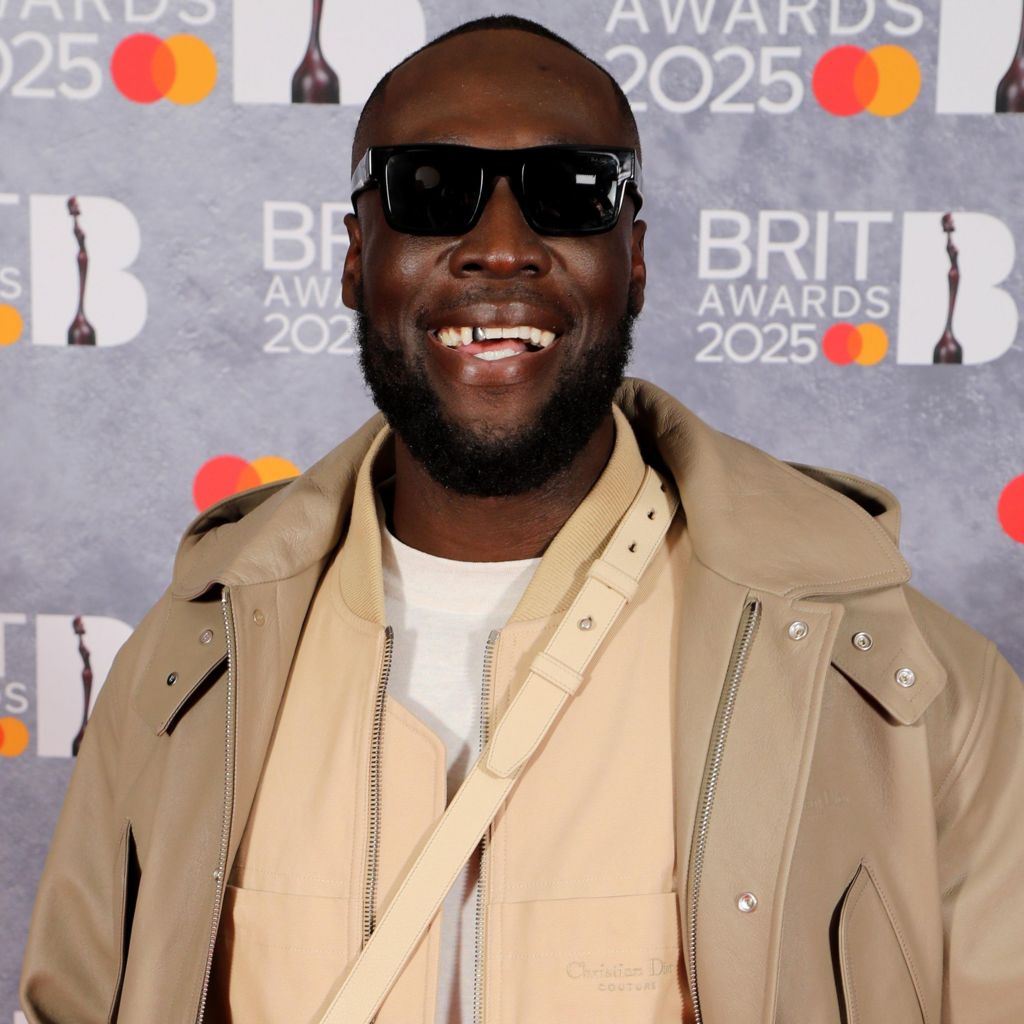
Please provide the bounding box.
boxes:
[350,150,374,198]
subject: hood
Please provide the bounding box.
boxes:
[171,379,909,602]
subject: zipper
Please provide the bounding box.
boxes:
[363,625,395,946]
[686,598,761,1024]
[195,589,238,1024]
[472,629,499,1024]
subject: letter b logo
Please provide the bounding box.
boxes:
[897,212,1018,365]
[30,195,147,347]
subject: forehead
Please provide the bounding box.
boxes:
[370,30,630,151]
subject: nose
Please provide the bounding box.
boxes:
[449,177,552,279]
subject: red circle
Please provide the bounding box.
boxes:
[0,720,5,748]
[111,34,167,103]
[822,323,861,365]
[997,475,1024,544]
[813,46,873,116]
[193,455,252,512]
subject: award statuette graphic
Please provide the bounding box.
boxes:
[291,0,340,104]
[996,0,1024,112]
[71,616,94,757]
[934,213,964,365]
[67,196,97,346]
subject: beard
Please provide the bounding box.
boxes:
[356,306,635,498]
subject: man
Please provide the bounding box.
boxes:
[20,14,1024,1024]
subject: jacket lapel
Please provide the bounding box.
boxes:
[223,565,327,871]
[131,594,227,736]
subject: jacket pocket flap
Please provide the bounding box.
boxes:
[132,595,227,735]
[838,862,926,1024]
[830,588,947,726]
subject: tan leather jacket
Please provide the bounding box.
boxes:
[20,379,1024,1023]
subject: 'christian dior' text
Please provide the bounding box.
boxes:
[565,958,674,992]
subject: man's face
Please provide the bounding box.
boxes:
[342,29,647,496]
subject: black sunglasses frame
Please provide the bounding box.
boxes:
[349,143,644,237]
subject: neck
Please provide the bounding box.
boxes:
[390,412,616,562]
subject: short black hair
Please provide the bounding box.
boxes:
[351,14,641,171]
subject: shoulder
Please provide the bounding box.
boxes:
[902,585,1021,801]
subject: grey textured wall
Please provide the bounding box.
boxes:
[2,0,1022,1016]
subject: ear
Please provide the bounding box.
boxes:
[341,211,363,310]
[629,217,647,316]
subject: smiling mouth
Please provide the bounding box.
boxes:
[431,325,559,361]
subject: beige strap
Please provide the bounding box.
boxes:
[311,466,678,1024]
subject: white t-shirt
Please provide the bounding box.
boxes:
[381,523,541,1024]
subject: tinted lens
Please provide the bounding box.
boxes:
[521,150,623,233]
[383,150,483,234]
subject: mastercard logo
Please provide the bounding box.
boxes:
[0,304,23,346]
[0,717,30,757]
[822,323,889,366]
[193,454,301,512]
[813,45,921,117]
[111,33,217,105]
[998,475,1024,544]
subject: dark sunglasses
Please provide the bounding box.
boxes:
[350,143,643,237]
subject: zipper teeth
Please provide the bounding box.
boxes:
[195,590,237,1024]
[687,598,761,1024]
[363,625,394,946]
[472,629,499,1024]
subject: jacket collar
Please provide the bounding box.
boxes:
[616,379,910,600]
[171,378,909,603]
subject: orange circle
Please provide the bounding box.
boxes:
[853,323,889,366]
[0,716,30,757]
[0,303,23,346]
[163,35,217,105]
[249,456,301,486]
[866,46,921,117]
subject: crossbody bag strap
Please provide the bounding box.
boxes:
[311,466,679,1024]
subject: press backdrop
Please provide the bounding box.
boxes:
[2,0,1023,1015]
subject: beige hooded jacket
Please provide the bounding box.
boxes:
[19,379,1024,1023]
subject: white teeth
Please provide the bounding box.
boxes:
[473,347,519,361]
[436,325,560,349]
